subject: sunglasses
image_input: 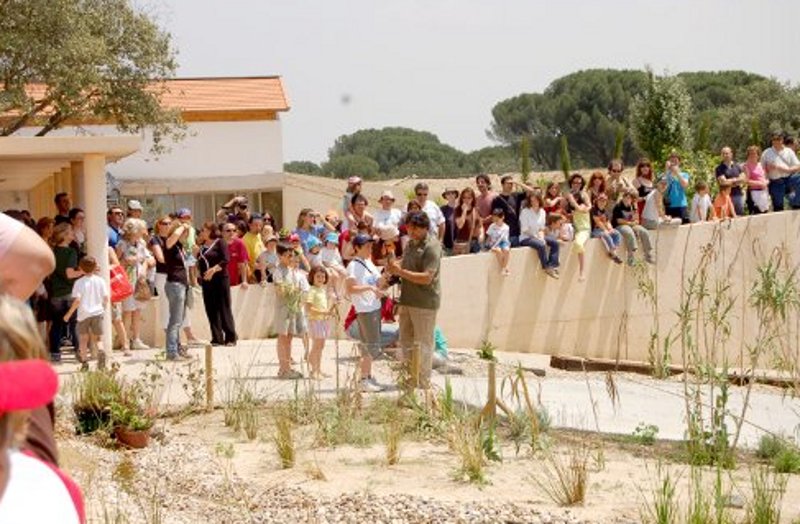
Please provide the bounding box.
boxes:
[159,221,171,226]
[112,211,124,215]
[610,169,622,174]
[223,228,236,233]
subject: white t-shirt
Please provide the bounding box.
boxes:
[689,194,713,223]
[421,200,445,235]
[373,208,402,228]
[346,257,381,313]
[71,274,109,322]
[761,147,800,180]
[0,212,23,260]
[519,207,546,241]
[485,222,510,247]
[0,450,81,524]
[642,191,661,223]
[320,246,344,268]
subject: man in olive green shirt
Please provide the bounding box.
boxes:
[386,211,441,389]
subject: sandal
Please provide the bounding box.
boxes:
[278,369,303,380]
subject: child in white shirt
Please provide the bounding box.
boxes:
[320,232,346,297]
[484,208,511,276]
[689,181,714,223]
[63,256,109,369]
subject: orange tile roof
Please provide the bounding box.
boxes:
[12,76,291,114]
[159,77,290,112]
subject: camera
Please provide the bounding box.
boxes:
[387,275,402,286]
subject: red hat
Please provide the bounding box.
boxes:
[0,360,58,413]
[289,233,300,243]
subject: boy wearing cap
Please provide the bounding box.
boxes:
[342,176,363,231]
[374,190,402,229]
[0,296,84,523]
[255,234,279,284]
[126,199,144,219]
[272,243,309,379]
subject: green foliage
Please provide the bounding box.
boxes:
[631,423,659,446]
[284,161,322,175]
[322,154,380,179]
[519,135,531,183]
[559,135,572,177]
[613,125,625,159]
[757,434,788,460]
[476,339,497,361]
[489,69,648,168]
[670,148,718,200]
[747,467,788,524]
[326,127,475,177]
[481,422,502,463]
[0,0,182,152]
[629,70,693,164]
[465,145,518,173]
[773,448,800,473]
[640,463,679,524]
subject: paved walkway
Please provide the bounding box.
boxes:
[56,340,800,448]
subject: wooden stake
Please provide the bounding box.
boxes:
[204,343,213,412]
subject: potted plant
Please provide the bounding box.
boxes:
[110,398,154,449]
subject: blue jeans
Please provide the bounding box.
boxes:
[731,193,745,216]
[591,228,622,253]
[165,281,187,357]
[769,178,788,211]
[788,173,800,209]
[519,235,560,269]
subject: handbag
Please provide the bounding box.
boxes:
[134,276,152,301]
[110,265,133,303]
[452,207,475,255]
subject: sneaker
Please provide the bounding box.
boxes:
[130,339,150,350]
[544,267,559,279]
[645,253,656,264]
[278,369,303,380]
[360,376,385,393]
[166,352,192,362]
[186,338,208,347]
[97,352,107,370]
[611,254,623,265]
[177,345,192,359]
[627,256,636,267]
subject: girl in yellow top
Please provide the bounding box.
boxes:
[305,267,334,379]
[566,173,592,282]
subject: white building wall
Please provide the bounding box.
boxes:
[21,119,284,180]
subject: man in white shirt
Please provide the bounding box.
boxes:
[373,190,402,228]
[761,133,800,211]
[413,182,445,240]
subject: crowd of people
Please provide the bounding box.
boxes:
[0,132,799,520]
[1,134,799,381]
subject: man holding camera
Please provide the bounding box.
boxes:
[217,195,250,224]
[386,211,441,389]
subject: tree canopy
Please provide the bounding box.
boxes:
[294,69,799,180]
[488,68,798,170]
[0,0,181,151]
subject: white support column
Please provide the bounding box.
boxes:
[82,154,113,352]
[71,161,85,208]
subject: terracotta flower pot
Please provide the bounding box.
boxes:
[114,427,151,449]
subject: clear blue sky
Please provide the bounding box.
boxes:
[157,0,800,164]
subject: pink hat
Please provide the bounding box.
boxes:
[0,360,58,413]
[347,176,362,185]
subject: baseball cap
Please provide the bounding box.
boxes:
[347,176,362,185]
[325,232,339,244]
[0,360,59,414]
[376,224,399,241]
[176,208,192,218]
[288,233,300,243]
[379,190,395,202]
[352,233,374,246]
[127,200,143,211]
[305,236,322,251]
